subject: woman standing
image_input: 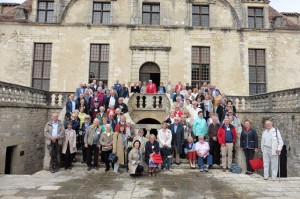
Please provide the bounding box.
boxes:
[145,134,160,176]
[158,122,173,172]
[113,124,126,173]
[202,94,213,121]
[140,81,147,94]
[240,120,259,175]
[100,124,114,172]
[62,121,77,170]
[128,140,144,176]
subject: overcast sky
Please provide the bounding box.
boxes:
[0,0,299,13]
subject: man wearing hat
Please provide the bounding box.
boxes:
[192,110,208,139]
[81,115,92,164]
[146,80,157,93]
[89,98,100,122]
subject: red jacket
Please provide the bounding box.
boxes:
[146,83,157,93]
[217,124,237,145]
[175,84,184,92]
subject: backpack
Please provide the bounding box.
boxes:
[230,164,242,174]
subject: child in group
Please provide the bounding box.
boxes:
[184,136,196,168]
[62,121,77,170]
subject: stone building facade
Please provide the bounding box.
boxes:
[0,0,299,96]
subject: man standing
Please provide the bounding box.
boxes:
[261,120,283,180]
[118,83,129,99]
[169,117,184,165]
[115,97,128,114]
[207,116,221,165]
[217,117,237,172]
[44,113,65,173]
[84,118,101,171]
[75,83,85,99]
[114,79,122,92]
[105,90,118,110]
[65,94,77,121]
[146,80,157,93]
[164,80,173,94]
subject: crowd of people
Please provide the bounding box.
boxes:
[44,79,284,180]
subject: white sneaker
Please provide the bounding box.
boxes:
[264,177,268,180]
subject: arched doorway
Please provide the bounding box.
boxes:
[136,118,161,137]
[139,62,160,88]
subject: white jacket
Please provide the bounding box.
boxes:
[158,129,172,148]
[261,128,284,155]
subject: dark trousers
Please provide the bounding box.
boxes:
[64,143,73,168]
[87,144,99,167]
[209,139,221,165]
[81,136,87,162]
[126,147,133,170]
[48,140,61,170]
[102,150,114,170]
[244,148,255,172]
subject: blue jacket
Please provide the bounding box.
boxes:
[66,100,78,114]
[75,87,85,98]
[240,128,258,149]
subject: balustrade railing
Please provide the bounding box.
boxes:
[228,88,300,111]
[0,81,72,108]
[128,93,171,111]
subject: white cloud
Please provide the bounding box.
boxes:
[0,0,24,3]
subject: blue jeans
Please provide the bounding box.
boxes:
[198,154,213,167]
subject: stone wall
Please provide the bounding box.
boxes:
[0,81,66,174]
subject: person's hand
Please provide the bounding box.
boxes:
[254,148,259,153]
[276,150,281,155]
[221,144,226,147]
[240,147,243,150]
[136,161,140,164]
[73,147,76,151]
[85,144,88,148]
[213,136,217,141]
[164,144,168,148]
[97,145,100,148]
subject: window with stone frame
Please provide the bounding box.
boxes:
[37,0,54,23]
[32,43,52,91]
[192,5,209,27]
[89,44,109,85]
[92,2,111,24]
[249,49,266,95]
[248,7,264,28]
[191,47,210,87]
[142,3,160,25]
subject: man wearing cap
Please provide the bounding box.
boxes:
[89,98,101,122]
[84,118,101,170]
[192,110,208,139]
[146,80,157,93]
[169,117,184,165]
[81,115,92,164]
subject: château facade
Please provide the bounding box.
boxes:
[0,0,300,95]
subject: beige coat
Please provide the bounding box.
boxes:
[84,125,101,146]
[100,131,114,151]
[128,148,143,174]
[62,129,77,154]
[44,120,65,145]
[113,132,125,165]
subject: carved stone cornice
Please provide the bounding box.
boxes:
[130,46,171,51]
[186,0,216,4]
[241,0,269,4]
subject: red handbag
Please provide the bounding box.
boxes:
[249,157,264,171]
[152,154,163,164]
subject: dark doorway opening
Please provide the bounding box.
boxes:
[136,118,161,137]
[5,146,14,174]
[139,62,161,88]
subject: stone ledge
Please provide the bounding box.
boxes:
[130,46,171,51]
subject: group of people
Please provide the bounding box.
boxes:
[44,79,284,181]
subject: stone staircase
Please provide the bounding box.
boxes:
[71,149,221,170]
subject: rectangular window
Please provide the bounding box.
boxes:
[92,2,111,24]
[37,0,54,23]
[249,49,266,95]
[89,44,109,84]
[32,43,52,91]
[248,7,264,28]
[192,5,209,27]
[142,3,160,25]
[191,47,210,87]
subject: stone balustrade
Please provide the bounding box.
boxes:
[228,88,300,112]
[0,81,72,108]
[128,93,171,112]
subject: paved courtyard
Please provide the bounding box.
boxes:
[0,167,300,199]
